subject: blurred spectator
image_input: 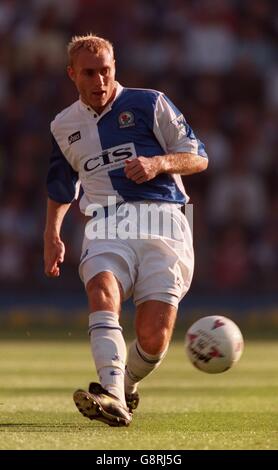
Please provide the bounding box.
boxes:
[206,146,268,229]
[211,226,251,291]
[15,5,67,71]
[0,0,18,34]
[181,0,238,74]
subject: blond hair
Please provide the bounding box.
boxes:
[67,34,114,65]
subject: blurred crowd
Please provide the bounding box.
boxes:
[0,0,277,295]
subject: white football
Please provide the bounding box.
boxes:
[185,315,244,373]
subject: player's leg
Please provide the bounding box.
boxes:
[74,250,134,426]
[125,300,177,410]
[134,300,177,355]
[124,207,194,410]
[86,271,127,404]
[80,250,133,404]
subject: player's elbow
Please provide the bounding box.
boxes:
[196,156,208,173]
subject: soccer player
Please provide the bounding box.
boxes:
[44,34,208,427]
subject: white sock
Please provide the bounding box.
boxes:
[89,311,126,405]
[125,340,168,394]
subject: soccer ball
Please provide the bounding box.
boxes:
[185,315,244,373]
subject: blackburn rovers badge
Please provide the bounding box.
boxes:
[118,111,135,128]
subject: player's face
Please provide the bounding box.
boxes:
[68,49,116,114]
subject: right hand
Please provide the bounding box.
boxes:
[44,236,65,277]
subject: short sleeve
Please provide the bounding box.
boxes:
[153,94,208,158]
[46,134,80,203]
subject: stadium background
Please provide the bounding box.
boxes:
[0,0,277,335]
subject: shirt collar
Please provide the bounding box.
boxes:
[79,82,123,116]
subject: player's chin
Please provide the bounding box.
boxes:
[46,269,60,277]
[91,92,106,102]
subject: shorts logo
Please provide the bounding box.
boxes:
[118,111,135,128]
[68,131,81,145]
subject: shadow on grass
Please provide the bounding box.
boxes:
[0,388,75,394]
[0,423,103,432]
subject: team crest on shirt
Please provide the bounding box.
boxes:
[118,111,135,128]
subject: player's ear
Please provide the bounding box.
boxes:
[67,65,75,82]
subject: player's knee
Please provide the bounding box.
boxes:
[86,272,122,313]
[138,327,169,355]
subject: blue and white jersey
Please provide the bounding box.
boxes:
[47,83,207,212]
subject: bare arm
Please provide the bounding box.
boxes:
[124,153,208,184]
[44,198,71,277]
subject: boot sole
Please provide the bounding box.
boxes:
[73,390,131,427]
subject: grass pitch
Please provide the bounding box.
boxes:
[0,338,277,450]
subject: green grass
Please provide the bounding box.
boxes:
[0,339,277,450]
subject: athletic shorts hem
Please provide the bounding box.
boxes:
[135,292,180,308]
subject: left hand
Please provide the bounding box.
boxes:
[124,156,162,184]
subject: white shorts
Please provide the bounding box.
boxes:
[79,202,194,308]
